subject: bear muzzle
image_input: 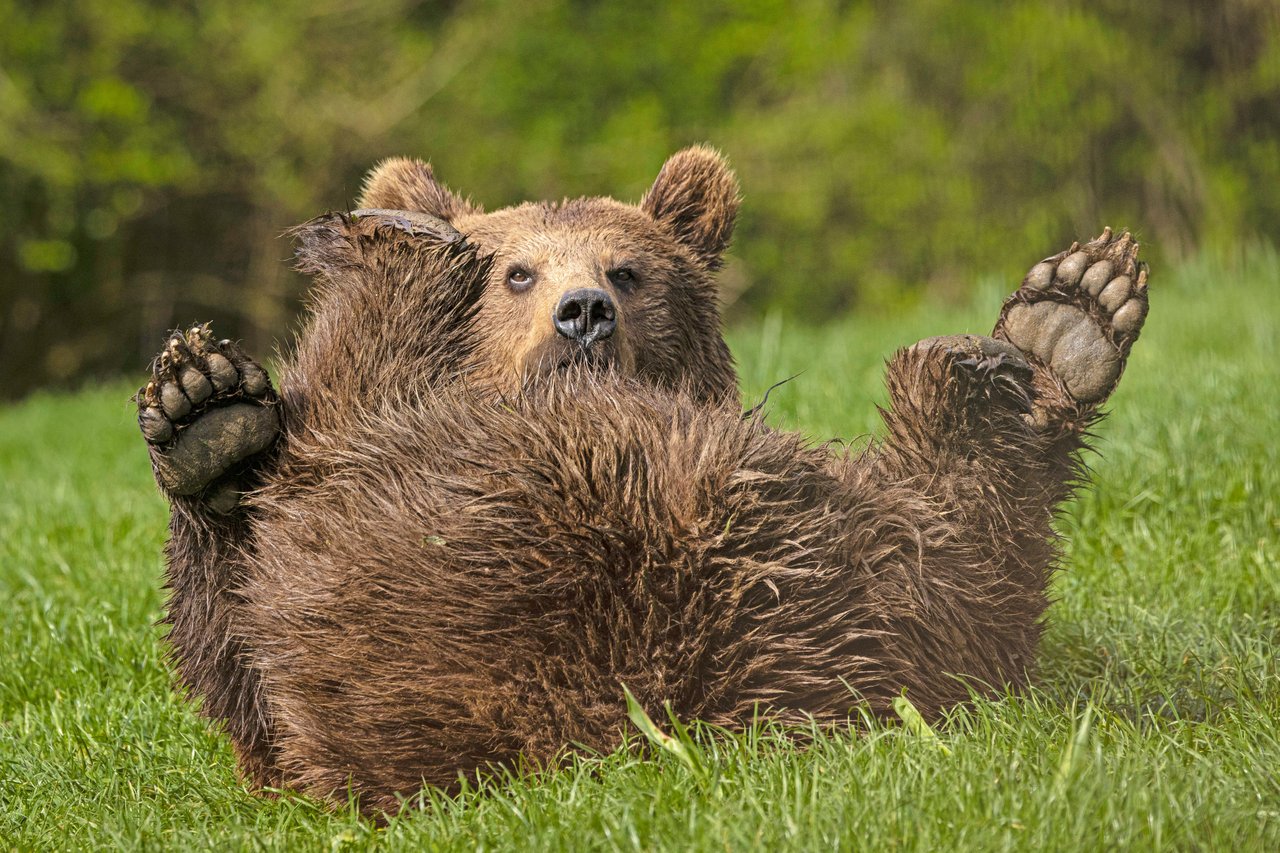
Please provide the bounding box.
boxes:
[553,288,617,347]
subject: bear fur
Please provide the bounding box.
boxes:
[136,147,1149,814]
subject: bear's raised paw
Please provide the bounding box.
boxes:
[994,228,1149,405]
[136,326,280,508]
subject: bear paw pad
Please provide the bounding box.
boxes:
[996,228,1149,404]
[136,326,280,498]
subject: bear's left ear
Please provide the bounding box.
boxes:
[357,157,480,222]
[641,146,740,270]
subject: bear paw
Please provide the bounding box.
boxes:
[994,228,1149,405]
[136,326,280,504]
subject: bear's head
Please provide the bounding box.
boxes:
[355,146,741,403]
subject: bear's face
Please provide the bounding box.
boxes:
[356,147,741,403]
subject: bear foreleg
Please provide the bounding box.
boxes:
[135,327,284,789]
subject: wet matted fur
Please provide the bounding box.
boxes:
[135,148,1149,814]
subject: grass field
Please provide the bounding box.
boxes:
[2,247,1278,850]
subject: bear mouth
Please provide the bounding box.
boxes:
[560,344,615,371]
[525,340,620,382]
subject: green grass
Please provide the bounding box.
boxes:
[2,247,1278,850]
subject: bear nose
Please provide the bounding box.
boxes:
[553,288,617,345]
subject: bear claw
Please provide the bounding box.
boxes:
[995,228,1149,405]
[136,326,281,500]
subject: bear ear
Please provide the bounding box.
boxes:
[641,146,740,270]
[356,157,480,222]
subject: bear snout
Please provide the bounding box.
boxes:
[553,288,617,346]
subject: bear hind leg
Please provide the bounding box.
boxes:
[878,333,1046,469]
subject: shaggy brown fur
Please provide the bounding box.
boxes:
[135,148,1149,814]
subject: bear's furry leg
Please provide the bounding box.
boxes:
[872,333,1091,517]
[839,337,1083,711]
[136,327,283,788]
[838,231,1149,713]
[163,498,281,788]
[284,211,487,432]
[868,227,1149,529]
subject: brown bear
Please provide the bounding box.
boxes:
[134,146,1149,814]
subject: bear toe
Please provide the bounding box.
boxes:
[1112,295,1148,333]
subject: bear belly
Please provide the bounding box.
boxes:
[238,378,892,809]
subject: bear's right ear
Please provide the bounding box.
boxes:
[641,146,740,270]
[356,158,480,222]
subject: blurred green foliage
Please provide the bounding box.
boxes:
[1,0,1277,397]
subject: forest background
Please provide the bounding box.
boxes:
[1,0,1276,398]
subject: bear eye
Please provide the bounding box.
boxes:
[608,268,637,291]
[507,268,535,292]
